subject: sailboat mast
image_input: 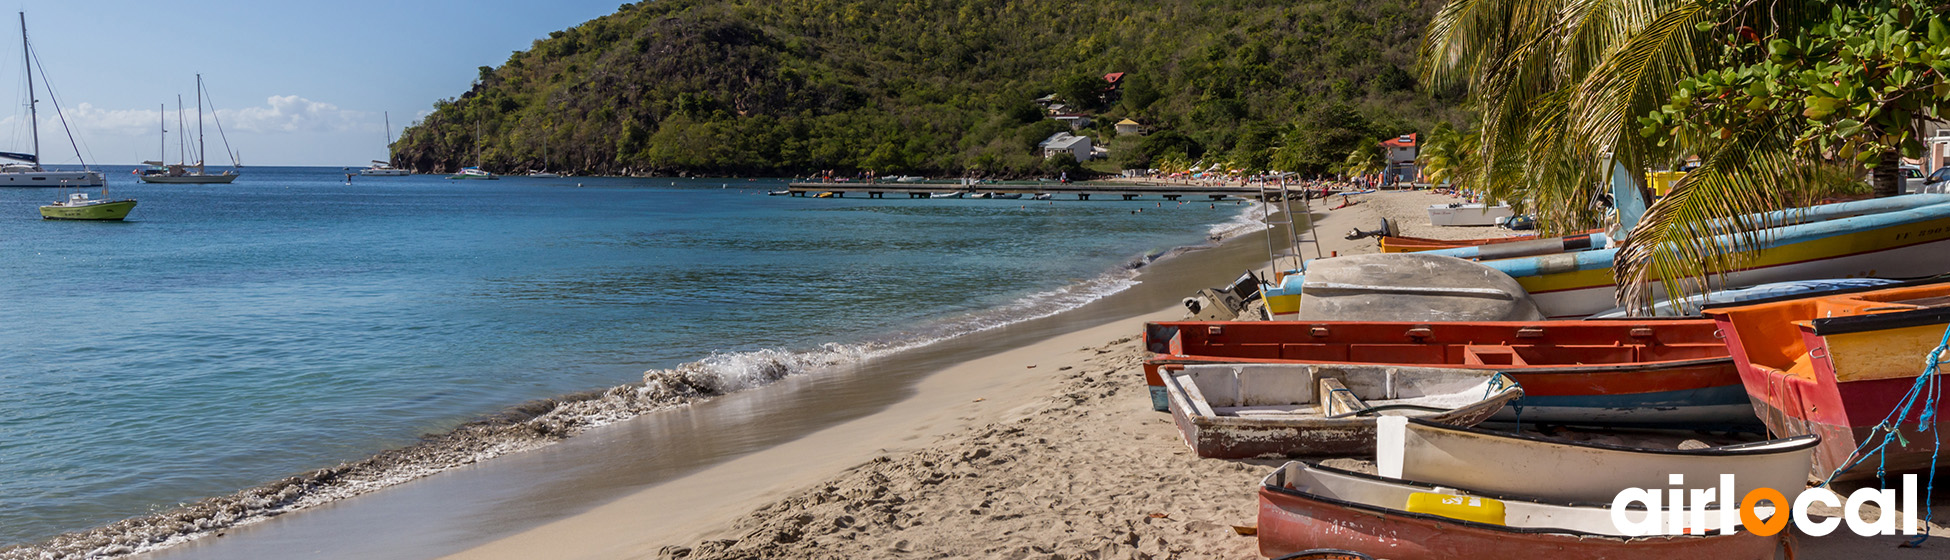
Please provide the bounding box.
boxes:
[176,96,185,166]
[196,74,205,171]
[19,13,37,169]
[159,103,166,162]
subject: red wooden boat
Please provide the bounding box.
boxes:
[1378,229,1601,253]
[1258,461,1783,559]
[1704,280,1950,481]
[1143,320,1757,428]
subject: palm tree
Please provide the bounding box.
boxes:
[1340,143,1384,180]
[1419,0,1931,311]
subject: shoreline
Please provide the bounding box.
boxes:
[434,191,1449,558]
[21,194,1282,559]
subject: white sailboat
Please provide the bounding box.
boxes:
[139,74,239,184]
[361,112,409,176]
[526,115,561,177]
[1,13,104,188]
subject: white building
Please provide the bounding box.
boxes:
[1039,132,1094,162]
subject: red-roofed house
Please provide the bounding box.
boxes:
[1380,133,1419,186]
[1103,72,1126,86]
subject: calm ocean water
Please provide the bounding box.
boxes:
[0,166,1250,545]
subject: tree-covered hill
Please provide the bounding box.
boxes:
[392,0,1463,177]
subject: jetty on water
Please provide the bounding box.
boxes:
[783,180,1273,200]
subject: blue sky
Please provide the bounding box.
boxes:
[2,0,626,166]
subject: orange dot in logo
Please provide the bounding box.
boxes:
[1740,488,1789,536]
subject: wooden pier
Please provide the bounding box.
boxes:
[783,181,1270,201]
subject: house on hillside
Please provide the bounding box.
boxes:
[1380,133,1419,186]
[1040,132,1094,162]
[1102,72,1126,105]
[1115,119,1145,136]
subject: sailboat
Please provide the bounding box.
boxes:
[2,13,104,188]
[527,117,560,178]
[449,119,498,180]
[139,74,239,184]
[361,112,409,176]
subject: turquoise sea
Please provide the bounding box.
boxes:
[0,166,1251,546]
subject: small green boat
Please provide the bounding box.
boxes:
[41,192,137,220]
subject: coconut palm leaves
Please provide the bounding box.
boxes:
[1419,0,1921,313]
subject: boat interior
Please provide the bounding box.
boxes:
[1171,364,1509,419]
[1708,281,1950,380]
[1265,461,1767,536]
[1154,321,1729,367]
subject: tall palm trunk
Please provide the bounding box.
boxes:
[1872,151,1903,198]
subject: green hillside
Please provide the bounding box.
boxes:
[391,0,1461,177]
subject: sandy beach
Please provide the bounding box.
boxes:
[128,189,1950,560]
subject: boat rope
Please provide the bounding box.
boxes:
[1484,372,1521,425]
[1816,322,1947,546]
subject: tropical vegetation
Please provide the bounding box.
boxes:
[1420,0,1950,308]
[392,0,1466,178]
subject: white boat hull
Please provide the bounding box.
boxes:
[139,173,239,184]
[1376,417,1818,505]
[360,169,409,176]
[0,170,104,187]
[1428,204,1513,226]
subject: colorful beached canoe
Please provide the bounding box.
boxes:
[1163,364,1522,458]
[1266,195,1950,319]
[1379,230,1602,254]
[1376,417,1817,504]
[1258,461,1783,560]
[1143,320,1757,428]
[1704,279,1950,481]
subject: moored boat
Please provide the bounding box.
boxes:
[991,192,1022,199]
[448,167,498,180]
[1258,461,1782,560]
[1375,417,1817,504]
[359,161,409,176]
[40,192,136,220]
[1142,320,1755,428]
[1704,279,1950,481]
[929,191,963,199]
[1163,364,1521,458]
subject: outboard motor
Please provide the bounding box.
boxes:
[1183,271,1263,320]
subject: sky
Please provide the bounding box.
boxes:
[1,0,627,166]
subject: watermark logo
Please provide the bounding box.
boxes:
[1610,474,1921,536]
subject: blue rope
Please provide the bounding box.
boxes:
[1816,322,1948,546]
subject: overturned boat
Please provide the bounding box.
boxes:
[1143,320,1754,428]
[1163,364,1521,458]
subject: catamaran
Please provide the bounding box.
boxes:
[361,112,410,176]
[1,13,103,188]
[139,74,239,184]
[449,120,498,180]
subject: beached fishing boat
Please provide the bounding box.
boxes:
[1705,279,1950,481]
[1427,203,1513,226]
[1375,417,1817,504]
[1258,461,1782,560]
[1142,320,1755,428]
[40,191,136,220]
[1162,364,1521,458]
[1266,195,1950,319]
[1380,233,1541,253]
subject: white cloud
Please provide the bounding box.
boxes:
[222,95,371,134]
